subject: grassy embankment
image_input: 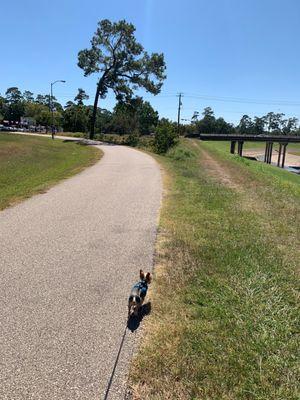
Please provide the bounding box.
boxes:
[130,139,299,399]
[0,133,102,210]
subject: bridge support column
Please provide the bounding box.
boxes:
[267,142,273,164]
[264,142,267,162]
[277,143,282,166]
[281,143,288,168]
[230,141,236,154]
[237,141,244,156]
[264,142,270,163]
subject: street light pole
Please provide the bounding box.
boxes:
[50,80,66,140]
[50,83,54,139]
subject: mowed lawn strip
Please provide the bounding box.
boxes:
[130,139,299,399]
[0,133,102,210]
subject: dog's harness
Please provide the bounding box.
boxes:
[132,280,148,300]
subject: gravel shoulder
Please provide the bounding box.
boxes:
[0,144,162,399]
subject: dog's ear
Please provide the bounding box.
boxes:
[146,272,152,283]
[140,269,145,280]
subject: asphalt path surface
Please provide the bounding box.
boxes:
[0,141,162,399]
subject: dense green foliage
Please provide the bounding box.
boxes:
[192,106,235,134]
[237,112,298,135]
[111,97,159,135]
[153,120,178,153]
[0,87,63,131]
[0,133,101,210]
[0,87,160,136]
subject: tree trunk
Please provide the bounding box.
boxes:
[90,83,101,140]
[74,107,78,132]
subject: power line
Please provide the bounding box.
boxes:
[45,89,300,107]
[183,93,300,106]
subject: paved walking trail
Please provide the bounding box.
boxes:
[0,142,161,399]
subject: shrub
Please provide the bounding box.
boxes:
[96,133,128,145]
[153,123,178,154]
[168,146,195,161]
[126,130,140,147]
[138,135,154,150]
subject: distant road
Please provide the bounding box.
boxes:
[0,141,161,399]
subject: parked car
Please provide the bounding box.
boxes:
[0,125,12,131]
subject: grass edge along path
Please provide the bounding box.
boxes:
[129,139,299,400]
[0,133,102,211]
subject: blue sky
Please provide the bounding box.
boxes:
[1,0,300,124]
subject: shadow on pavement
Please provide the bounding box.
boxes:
[127,302,152,332]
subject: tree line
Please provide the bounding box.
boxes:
[184,107,300,136]
[0,85,179,153]
[0,87,63,131]
[1,87,299,138]
[0,86,160,135]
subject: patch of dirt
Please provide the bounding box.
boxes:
[195,144,268,215]
[190,139,243,190]
[200,148,241,190]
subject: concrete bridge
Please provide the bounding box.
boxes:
[194,134,300,168]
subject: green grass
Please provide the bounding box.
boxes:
[0,133,102,210]
[130,139,299,399]
[202,141,300,194]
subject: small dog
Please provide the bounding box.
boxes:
[128,269,151,318]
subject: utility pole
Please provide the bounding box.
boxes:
[177,93,183,134]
